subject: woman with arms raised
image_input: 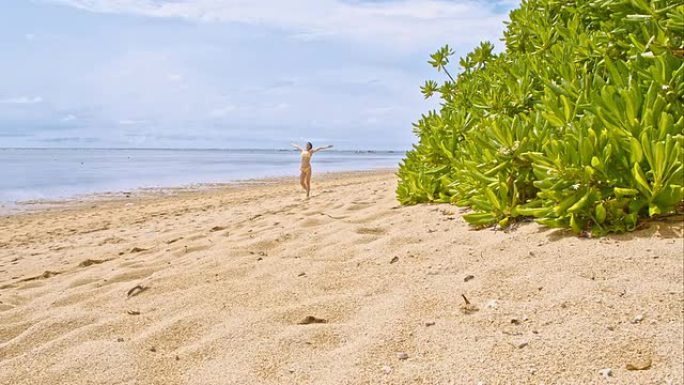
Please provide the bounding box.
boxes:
[291,142,333,198]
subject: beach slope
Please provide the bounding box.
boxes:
[1,170,682,384]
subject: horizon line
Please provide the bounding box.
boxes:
[0,146,410,153]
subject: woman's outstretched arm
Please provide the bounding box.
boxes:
[291,143,304,151]
[312,144,333,153]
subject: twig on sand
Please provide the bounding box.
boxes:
[460,294,479,314]
[127,285,148,298]
[20,270,61,282]
[79,259,109,267]
[320,213,347,220]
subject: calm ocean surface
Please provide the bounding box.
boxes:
[0,148,405,204]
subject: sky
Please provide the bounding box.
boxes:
[0,0,518,150]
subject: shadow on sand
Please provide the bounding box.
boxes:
[538,215,683,241]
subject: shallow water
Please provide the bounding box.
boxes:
[0,148,404,204]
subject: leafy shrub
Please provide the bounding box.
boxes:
[397,0,684,236]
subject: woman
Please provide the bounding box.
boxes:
[291,142,333,198]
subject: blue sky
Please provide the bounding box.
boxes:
[0,0,518,150]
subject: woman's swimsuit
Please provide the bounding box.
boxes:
[300,151,312,173]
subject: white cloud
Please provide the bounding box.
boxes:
[0,96,43,104]
[46,0,510,49]
[2,1,517,149]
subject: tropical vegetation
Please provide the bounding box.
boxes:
[397,0,684,236]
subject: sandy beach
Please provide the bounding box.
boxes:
[0,170,682,385]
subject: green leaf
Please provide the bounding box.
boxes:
[595,203,607,224]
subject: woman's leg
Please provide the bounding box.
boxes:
[299,170,307,192]
[305,168,312,197]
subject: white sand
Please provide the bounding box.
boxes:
[1,170,682,384]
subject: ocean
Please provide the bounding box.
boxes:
[0,148,405,205]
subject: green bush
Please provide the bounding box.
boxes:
[397,0,684,236]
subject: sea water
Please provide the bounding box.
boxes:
[0,148,405,204]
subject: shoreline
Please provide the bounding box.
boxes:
[0,170,682,384]
[0,168,397,217]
